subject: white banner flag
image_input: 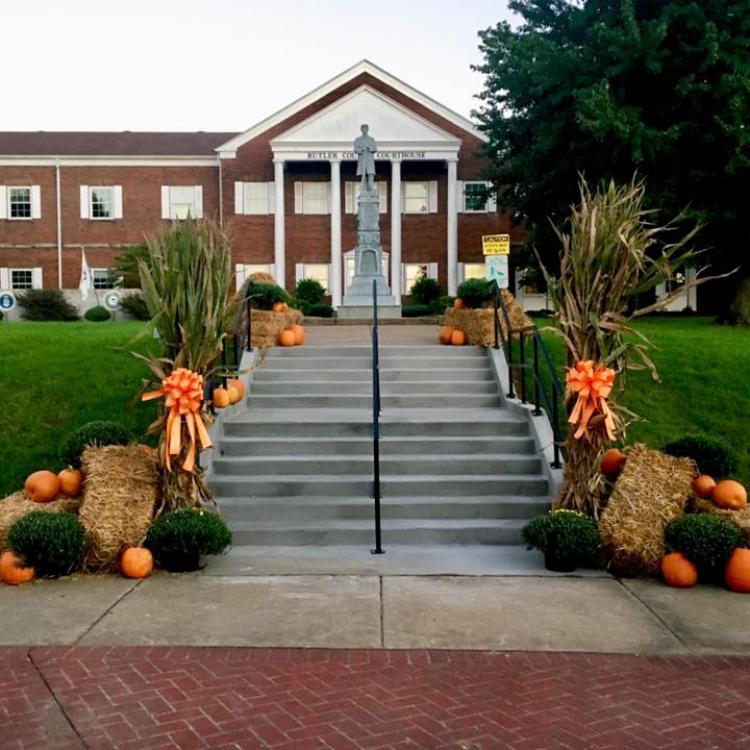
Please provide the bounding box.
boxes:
[79,248,92,301]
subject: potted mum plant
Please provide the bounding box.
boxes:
[522,509,600,572]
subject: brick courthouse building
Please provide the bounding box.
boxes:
[0,60,519,306]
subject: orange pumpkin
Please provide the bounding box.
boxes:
[661,552,698,588]
[438,326,454,345]
[24,470,61,503]
[227,386,241,404]
[600,449,627,481]
[0,551,35,585]
[227,378,245,401]
[692,474,717,500]
[454,298,466,310]
[282,302,289,311]
[725,548,750,593]
[279,329,296,347]
[213,387,230,408]
[120,547,153,579]
[713,480,747,511]
[58,468,84,498]
[291,324,305,345]
[272,301,286,313]
[450,330,466,346]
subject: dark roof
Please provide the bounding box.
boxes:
[0,131,239,157]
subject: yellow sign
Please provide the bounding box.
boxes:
[482,234,510,255]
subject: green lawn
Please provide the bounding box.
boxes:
[1,322,157,497]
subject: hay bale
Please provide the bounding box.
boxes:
[599,444,695,576]
[442,291,533,347]
[691,497,750,544]
[0,492,81,550]
[249,271,277,285]
[79,444,158,571]
[251,308,304,348]
[501,289,534,334]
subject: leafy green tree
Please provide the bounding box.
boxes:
[110,243,150,288]
[473,0,750,313]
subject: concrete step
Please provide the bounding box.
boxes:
[210,474,549,498]
[212,453,542,477]
[264,345,486,358]
[266,357,490,370]
[218,435,537,457]
[253,368,494,383]
[228,518,527,545]
[217,495,549,522]
[246,394,501,409]
[250,380,497,395]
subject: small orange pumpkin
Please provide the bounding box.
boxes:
[227,378,245,401]
[213,387,230,408]
[692,474,717,500]
[120,547,153,579]
[725,548,750,593]
[279,329,296,347]
[600,449,627,481]
[0,551,35,585]
[438,326,454,345]
[227,386,241,404]
[24,470,61,503]
[272,301,286,313]
[450,329,466,346]
[661,552,698,588]
[58,468,84,498]
[453,298,466,310]
[291,324,305,345]
[713,480,747,511]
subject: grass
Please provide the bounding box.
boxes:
[1,322,158,497]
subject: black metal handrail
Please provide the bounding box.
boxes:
[491,282,565,468]
[371,279,384,555]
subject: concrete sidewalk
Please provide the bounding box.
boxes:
[1,572,748,654]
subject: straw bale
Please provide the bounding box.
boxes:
[501,289,534,334]
[251,308,304,348]
[442,291,533,347]
[690,497,750,544]
[599,444,695,576]
[0,492,81,550]
[249,271,277,285]
[79,444,158,570]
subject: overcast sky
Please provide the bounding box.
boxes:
[2,0,516,132]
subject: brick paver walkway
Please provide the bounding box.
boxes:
[3,647,750,750]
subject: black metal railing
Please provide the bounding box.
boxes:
[491,282,565,468]
[370,279,384,555]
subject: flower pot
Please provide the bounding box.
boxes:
[544,548,577,573]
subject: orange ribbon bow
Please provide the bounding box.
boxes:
[142,368,213,473]
[566,360,616,441]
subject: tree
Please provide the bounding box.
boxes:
[473,0,750,313]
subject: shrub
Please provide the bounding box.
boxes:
[17,289,79,321]
[84,305,111,322]
[665,514,744,580]
[456,278,492,308]
[401,304,433,318]
[305,303,335,318]
[110,243,150,288]
[250,282,289,310]
[119,292,150,321]
[729,277,750,326]
[8,512,86,578]
[61,420,133,469]
[145,509,232,571]
[430,295,454,314]
[663,436,739,478]
[522,509,599,568]
[295,278,326,306]
[0,310,4,321]
[410,275,441,305]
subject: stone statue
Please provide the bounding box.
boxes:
[354,124,377,191]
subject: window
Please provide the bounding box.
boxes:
[10,269,33,289]
[92,269,119,290]
[344,181,387,214]
[463,182,489,212]
[9,187,31,219]
[91,188,114,219]
[161,186,203,219]
[295,182,330,215]
[462,263,486,281]
[296,263,330,292]
[235,263,276,288]
[403,181,429,214]
[243,183,272,214]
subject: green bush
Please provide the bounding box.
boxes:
[410,275,442,305]
[456,278,492,309]
[295,278,326,306]
[401,304,433,318]
[61,420,133,469]
[84,305,111,322]
[305,303,335,318]
[0,310,4,321]
[17,289,79,321]
[145,509,232,571]
[119,292,150,321]
[110,243,150,288]
[8,512,86,578]
[665,514,744,580]
[249,282,289,310]
[430,295,454,314]
[663,436,739,478]
[522,509,599,569]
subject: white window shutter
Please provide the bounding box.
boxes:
[378,181,387,214]
[267,182,275,214]
[161,186,171,219]
[0,186,6,220]
[400,263,407,292]
[234,182,244,215]
[79,186,90,219]
[113,186,123,219]
[456,180,464,213]
[235,263,246,289]
[268,263,276,280]
[294,182,303,214]
[31,186,41,219]
[295,263,304,283]
[32,267,43,289]
[428,181,438,213]
[344,182,355,214]
[428,262,438,280]
[194,186,203,218]
[457,263,465,284]
[0,268,9,289]
[487,182,497,212]
[324,182,331,214]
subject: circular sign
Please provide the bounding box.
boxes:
[103,291,122,311]
[0,292,16,311]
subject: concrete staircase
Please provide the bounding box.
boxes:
[209,344,552,555]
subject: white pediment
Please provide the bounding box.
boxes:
[271,86,461,149]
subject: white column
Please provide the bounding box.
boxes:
[390,158,402,299]
[273,158,286,290]
[330,158,342,308]
[446,157,459,296]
